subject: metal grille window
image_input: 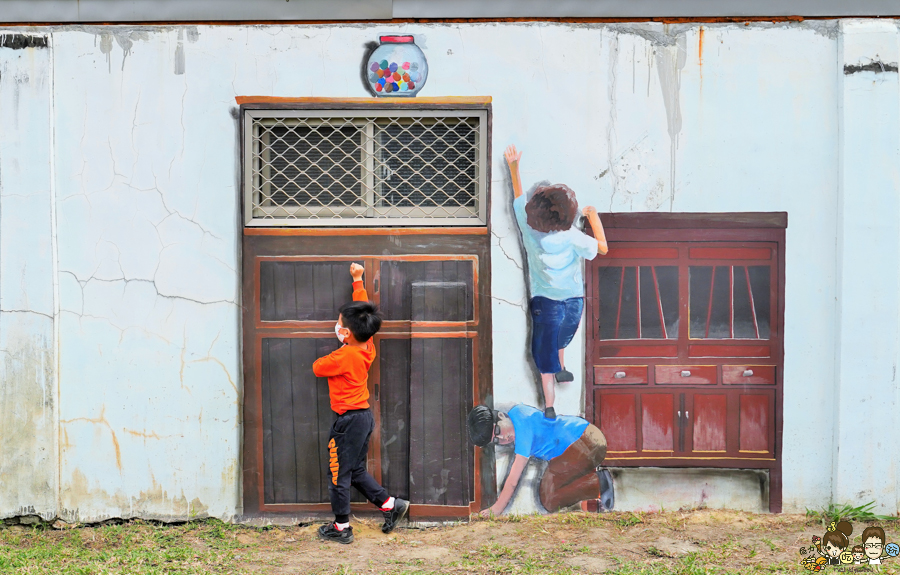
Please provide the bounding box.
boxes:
[243,110,488,226]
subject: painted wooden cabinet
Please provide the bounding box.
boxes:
[584,213,786,512]
[242,231,494,519]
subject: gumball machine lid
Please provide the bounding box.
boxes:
[380,35,414,43]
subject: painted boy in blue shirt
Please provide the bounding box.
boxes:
[505,145,608,418]
[467,404,614,515]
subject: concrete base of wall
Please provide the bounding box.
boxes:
[609,468,769,513]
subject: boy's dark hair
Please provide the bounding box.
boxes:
[852,545,864,553]
[466,405,499,447]
[862,526,885,545]
[525,184,579,233]
[339,301,382,343]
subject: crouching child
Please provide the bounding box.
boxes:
[312,263,409,544]
[467,404,615,516]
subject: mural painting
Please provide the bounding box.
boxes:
[467,404,614,516]
[464,144,614,516]
[504,145,609,420]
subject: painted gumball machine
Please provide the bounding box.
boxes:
[366,35,428,96]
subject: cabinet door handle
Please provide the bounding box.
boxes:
[680,370,691,377]
[742,369,754,377]
[677,410,681,418]
[614,371,626,379]
[685,410,689,419]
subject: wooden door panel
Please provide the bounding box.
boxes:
[379,260,474,321]
[408,337,473,506]
[260,261,353,321]
[262,337,339,504]
[641,394,675,452]
[379,339,411,500]
[691,394,727,452]
[595,392,637,452]
[739,393,772,454]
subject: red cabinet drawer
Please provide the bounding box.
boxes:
[594,365,648,385]
[655,365,717,384]
[722,365,775,384]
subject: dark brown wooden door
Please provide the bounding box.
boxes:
[242,230,494,519]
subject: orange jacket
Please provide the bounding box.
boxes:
[312,280,375,414]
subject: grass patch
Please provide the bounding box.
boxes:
[806,501,895,527]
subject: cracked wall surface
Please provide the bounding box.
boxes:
[0,20,897,520]
[0,39,57,520]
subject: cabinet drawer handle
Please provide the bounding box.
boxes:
[614,371,627,379]
[742,369,754,377]
[680,370,691,377]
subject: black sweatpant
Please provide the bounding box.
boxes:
[327,408,389,523]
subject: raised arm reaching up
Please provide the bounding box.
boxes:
[582,206,609,255]
[505,145,524,199]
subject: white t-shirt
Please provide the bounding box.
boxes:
[513,194,599,300]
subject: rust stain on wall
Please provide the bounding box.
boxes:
[698,26,704,68]
[61,406,122,472]
[61,469,212,523]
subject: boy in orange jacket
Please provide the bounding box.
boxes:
[312,263,409,544]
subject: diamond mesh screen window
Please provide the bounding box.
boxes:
[243,110,488,226]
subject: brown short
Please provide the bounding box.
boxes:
[538,424,608,512]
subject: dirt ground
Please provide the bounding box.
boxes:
[1,509,898,574]
[237,510,898,574]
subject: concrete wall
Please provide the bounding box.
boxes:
[0,20,897,521]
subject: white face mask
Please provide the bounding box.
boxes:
[335,321,346,343]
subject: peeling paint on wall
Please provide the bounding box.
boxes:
[0,34,47,49]
[844,61,899,74]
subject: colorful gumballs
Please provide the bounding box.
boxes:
[384,83,393,93]
[886,542,900,557]
[370,62,379,72]
[374,83,383,92]
[402,73,410,82]
[389,62,398,73]
[402,61,410,70]
[407,81,415,90]
[391,82,399,91]
[380,59,389,69]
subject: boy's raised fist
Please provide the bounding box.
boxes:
[350,263,365,281]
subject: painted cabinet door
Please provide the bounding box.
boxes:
[595,390,679,459]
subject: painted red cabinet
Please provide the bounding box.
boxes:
[585,213,786,512]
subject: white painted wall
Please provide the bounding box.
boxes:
[0,20,896,520]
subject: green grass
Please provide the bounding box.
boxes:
[806,501,896,526]
[0,519,248,575]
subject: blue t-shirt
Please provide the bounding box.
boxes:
[513,194,599,301]
[507,404,589,460]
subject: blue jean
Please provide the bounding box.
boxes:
[529,296,584,374]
